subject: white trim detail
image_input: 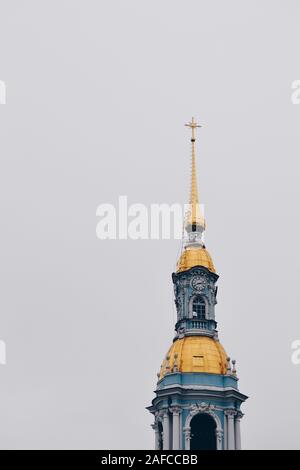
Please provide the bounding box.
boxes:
[184,403,223,450]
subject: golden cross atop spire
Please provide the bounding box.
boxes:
[185,116,201,141]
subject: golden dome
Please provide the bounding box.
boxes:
[177,246,216,273]
[159,336,227,380]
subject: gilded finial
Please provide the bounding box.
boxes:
[232,359,237,376]
[184,117,205,235]
[226,357,232,375]
[185,117,201,207]
[177,118,216,273]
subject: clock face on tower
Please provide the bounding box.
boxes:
[191,275,206,291]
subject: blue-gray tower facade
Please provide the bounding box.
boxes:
[147,118,248,450]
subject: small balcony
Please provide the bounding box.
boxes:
[175,318,217,338]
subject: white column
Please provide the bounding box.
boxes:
[171,407,181,450]
[162,410,170,450]
[235,413,242,450]
[215,430,223,450]
[151,423,160,450]
[183,427,191,450]
[226,411,236,450]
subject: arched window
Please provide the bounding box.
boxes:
[192,296,206,320]
[190,413,217,450]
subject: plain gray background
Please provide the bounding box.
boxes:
[0,0,299,450]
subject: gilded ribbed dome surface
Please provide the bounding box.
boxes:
[177,246,216,273]
[159,336,227,380]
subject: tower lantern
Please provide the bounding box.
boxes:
[147,119,248,451]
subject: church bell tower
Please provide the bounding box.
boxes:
[147,118,248,450]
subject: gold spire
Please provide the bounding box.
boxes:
[176,118,215,274]
[184,117,205,229]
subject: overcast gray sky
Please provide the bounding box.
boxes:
[0,0,300,450]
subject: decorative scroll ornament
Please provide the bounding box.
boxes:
[190,402,216,415]
[224,409,237,418]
